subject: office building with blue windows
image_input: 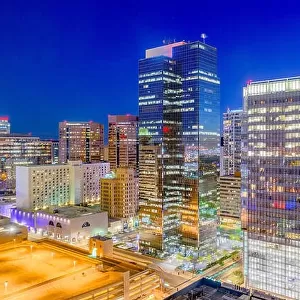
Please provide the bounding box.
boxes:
[138,40,220,255]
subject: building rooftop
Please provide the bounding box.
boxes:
[35,205,103,219]
[91,235,111,241]
[244,76,300,96]
[166,279,285,300]
[108,217,123,224]
[17,160,109,169]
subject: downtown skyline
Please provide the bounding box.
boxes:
[1,1,300,137]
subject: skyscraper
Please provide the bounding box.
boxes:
[220,109,242,176]
[59,121,104,163]
[108,115,138,171]
[138,53,184,254]
[172,41,220,252]
[0,117,10,134]
[138,40,220,254]
[219,109,242,247]
[242,77,300,299]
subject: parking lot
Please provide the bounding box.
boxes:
[0,243,123,299]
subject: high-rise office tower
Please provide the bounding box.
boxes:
[173,41,220,252]
[219,109,242,246]
[138,50,184,254]
[0,116,10,134]
[100,168,138,227]
[138,135,168,252]
[242,77,300,299]
[138,40,220,254]
[0,134,52,193]
[59,121,104,163]
[108,115,138,171]
[220,109,242,176]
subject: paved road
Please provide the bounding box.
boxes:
[165,258,241,296]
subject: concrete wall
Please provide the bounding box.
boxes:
[89,237,113,257]
[69,211,108,241]
[11,208,108,243]
[16,167,30,209]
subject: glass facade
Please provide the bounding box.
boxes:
[173,42,220,251]
[138,41,220,254]
[242,77,300,299]
[138,56,184,254]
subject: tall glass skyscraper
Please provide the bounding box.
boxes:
[173,41,220,252]
[242,77,300,299]
[138,40,220,255]
[138,54,184,254]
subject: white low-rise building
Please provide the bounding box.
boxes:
[11,205,108,243]
[16,161,110,210]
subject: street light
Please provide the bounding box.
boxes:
[73,260,76,268]
[4,281,8,290]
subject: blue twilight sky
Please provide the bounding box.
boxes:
[0,0,300,139]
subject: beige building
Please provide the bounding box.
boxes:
[108,115,138,171]
[138,137,163,251]
[89,235,113,257]
[16,161,110,210]
[100,168,138,226]
[103,145,109,161]
[219,174,241,230]
[59,121,104,163]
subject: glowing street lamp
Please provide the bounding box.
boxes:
[4,281,8,290]
[73,260,76,268]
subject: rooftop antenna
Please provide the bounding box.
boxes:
[201,33,207,44]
